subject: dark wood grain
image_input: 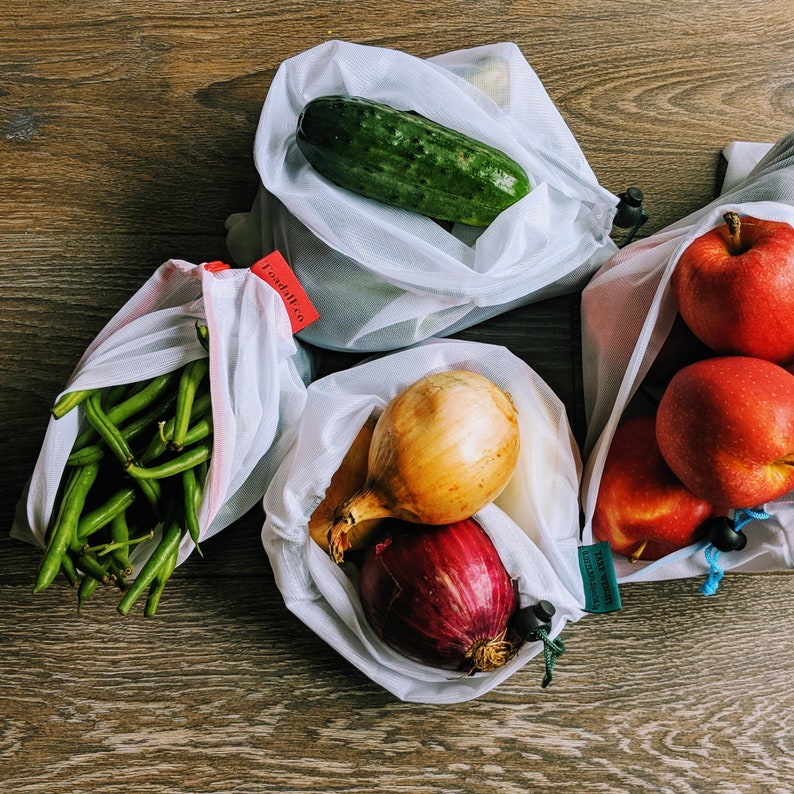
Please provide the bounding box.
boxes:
[2,1,794,791]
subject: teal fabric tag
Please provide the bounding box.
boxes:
[578,542,622,613]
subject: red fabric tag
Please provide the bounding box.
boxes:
[204,260,231,272]
[251,251,320,334]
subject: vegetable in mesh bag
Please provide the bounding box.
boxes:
[261,338,585,704]
[12,259,310,614]
[294,94,532,227]
[226,39,618,352]
[579,130,794,590]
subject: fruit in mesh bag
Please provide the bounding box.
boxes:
[592,414,717,562]
[656,356,794,509]
[671,211,794,366]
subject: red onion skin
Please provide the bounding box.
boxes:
[358,518,517,671]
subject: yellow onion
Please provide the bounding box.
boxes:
[329,369,520,562]
[308,416,382,551]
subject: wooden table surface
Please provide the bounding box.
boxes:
[2,2,793,792]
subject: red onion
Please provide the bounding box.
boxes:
[358,517,518,673]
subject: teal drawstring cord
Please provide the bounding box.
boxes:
[701,508,772,596]
[701,545,724,596]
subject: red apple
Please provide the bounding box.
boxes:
[592,415,717,562]
[656,355,794,509]
[671,212,794,365]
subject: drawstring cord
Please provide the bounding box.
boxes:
[537,627,565,688]
[701,508,772,596]
[701,544,724,596]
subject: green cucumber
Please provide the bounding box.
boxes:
[295,95,530,227]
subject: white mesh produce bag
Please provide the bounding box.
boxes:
[261,338,586,703]
[13,259,311,569]
[580,130,794,589]
[226,39,618,352]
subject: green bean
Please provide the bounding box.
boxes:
[74,486,137,545]
[77,566,107,611]
[66,389,180,467]
[109,511,132,572]
[65,442,106,467]
[107,557,131,589]
[83,391,134,466]
[171,358,209,451]
[86,530,154,558]
[107,370,182,427]
[181,389,212,421]
[72,548,114,584]
[181,466,203,556]
[141,391,211,463]
[102,383,131,411]
[60,554,80,588]
[119,378,148,398]
[125,443,211,480]
[34,462,101,594]
[196,322,210,352]
[81,391,163,510]
[76,552,117,610]
[130,474,162,515]
[182,418,213,447]
[195,457,209,488]
[116,521,183,616]
[42,357,214,615]
[70,426,99,456]
[43,467,79,540]
[51,389,97,420]
[143,542,179,617]
[122,386,180,439]
[71,371,180,452]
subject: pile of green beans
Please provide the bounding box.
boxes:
[33,323,213,616]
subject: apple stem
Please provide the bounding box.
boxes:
[629,540,647,564]
[723,211,742,254]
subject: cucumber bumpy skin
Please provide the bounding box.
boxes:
[295,95,531,227]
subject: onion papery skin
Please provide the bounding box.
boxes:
[358,517,518,673]
[331,370,520,562]
[308,416,382,551]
